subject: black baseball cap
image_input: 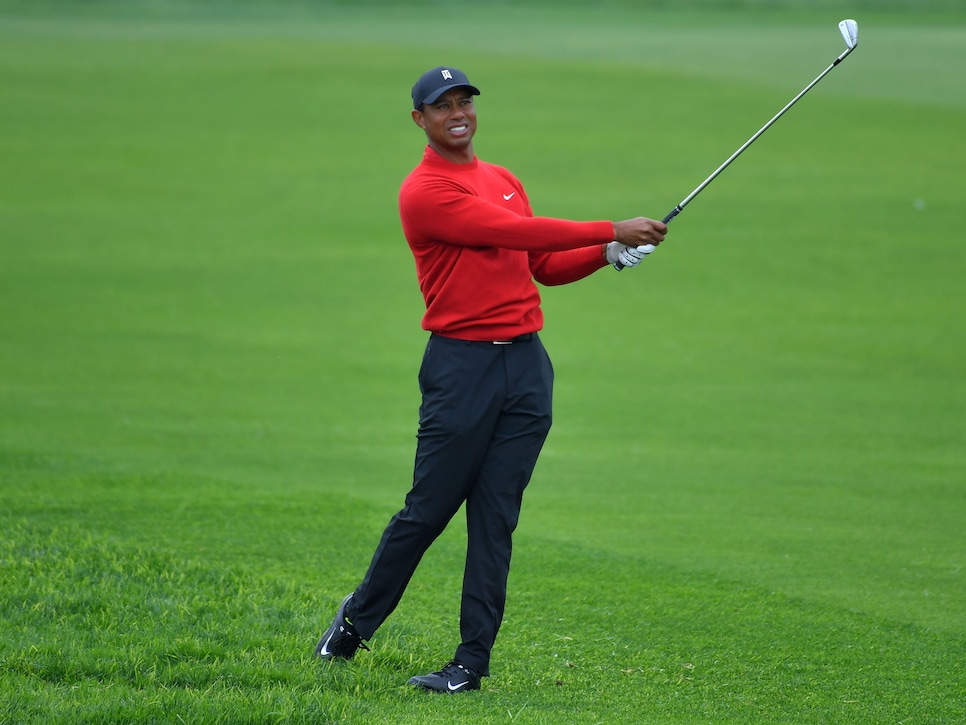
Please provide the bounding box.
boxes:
[411,66,480,109]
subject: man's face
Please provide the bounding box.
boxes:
[412,87,477,157]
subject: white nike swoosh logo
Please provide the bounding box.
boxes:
[448,680,470,691]
[319,632,335,656]
[503,193,515,201]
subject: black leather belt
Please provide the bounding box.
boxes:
[491,333,536,345]
[431,332,537,346]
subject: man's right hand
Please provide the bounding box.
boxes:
[612,217,667,247]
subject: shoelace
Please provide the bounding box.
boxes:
[437,660,474,679]
[339,623,371,653]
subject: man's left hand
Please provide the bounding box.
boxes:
[606,242,655,269]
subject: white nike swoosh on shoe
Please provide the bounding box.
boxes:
[447,680,470,691]
[319,632,335,656]
[503,193,515,201]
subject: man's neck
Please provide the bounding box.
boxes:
[429,141,475,165]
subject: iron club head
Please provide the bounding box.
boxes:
[839,19,858,50]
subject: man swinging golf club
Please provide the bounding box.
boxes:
[314,65,666,693]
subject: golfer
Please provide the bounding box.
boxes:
[315,66,667,693]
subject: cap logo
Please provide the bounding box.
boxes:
[441,69,453,81]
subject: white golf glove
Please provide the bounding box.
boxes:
[606,242,656,269]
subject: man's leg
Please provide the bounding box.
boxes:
[347,336,506,640]
[454,338,554,676]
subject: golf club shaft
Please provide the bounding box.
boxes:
[615,43,856,270]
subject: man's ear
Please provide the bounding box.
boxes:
[411,108,426,129]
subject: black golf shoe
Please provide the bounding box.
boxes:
[315,594,370,660]
[409,660,481,693]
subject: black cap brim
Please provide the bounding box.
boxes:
[418,83,481,108]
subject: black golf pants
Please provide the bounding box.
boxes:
[349,333,553,676]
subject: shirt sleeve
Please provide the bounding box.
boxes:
[528,245,609,286]
[400,177,613,253]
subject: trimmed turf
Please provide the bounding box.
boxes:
[1,2,964,723]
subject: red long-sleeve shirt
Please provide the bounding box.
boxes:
[399,146,615,341]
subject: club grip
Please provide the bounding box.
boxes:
[662,206,682,225]
[613,205,682,271]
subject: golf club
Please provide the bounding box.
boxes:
[615,18,859,270]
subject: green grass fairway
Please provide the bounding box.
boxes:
[2,2,964,723]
